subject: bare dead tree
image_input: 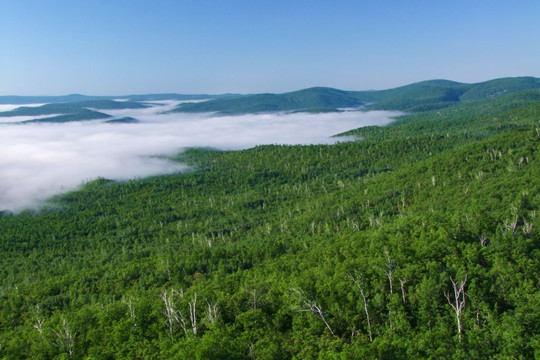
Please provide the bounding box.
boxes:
[161,289,175,337]
[161,289,186,338]
[189,293,197,336]
[161,289,176,337]
[503,212,520,234]
[522,217,533,236]
[33,304,45,338]
[511,213,519,233]
[479,234,488,247]
[247,342,256,360]
[384,250,395,295]
[347,273,373,342]
[242,281,267,319]
[291,288,335,336]
[399,279,407,304]
[161,289,199,338]
[52,317,75,357]
[122,296,137,334]
[205,300,219,325]
[444,275,467,341]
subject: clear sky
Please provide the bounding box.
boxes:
[1,0,539,95]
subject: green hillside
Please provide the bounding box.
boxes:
[342,88,540,141]
[24,109,112,123]
[0,100,147,123]
[173,87,365,114]
[356,77,540,111]
[3,77,538,117]
[351,79,468,102]
[0,93,230,105]
[0,100,146,117]
[460,76,540,102]
[361,86,467,112]
[125,93,236,102]
[353,77,540,111]
[0,85,539,358]
[172,77,540,114]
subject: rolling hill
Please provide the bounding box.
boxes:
[171,87,365,114]
[0,100,148,123]
[0,78,539,358]
[170,76,540,114]
[3,77,539,121]
[0,93,236,105]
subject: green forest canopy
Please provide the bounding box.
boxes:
[0,79,539,359]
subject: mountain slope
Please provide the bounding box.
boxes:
[0,88,538,358]
[460,76,540,101]
[0,100,146,117]
[171,76,540,114]
[3,76,539,116]
[0,99,148,123]
[173,87,365,114]
[0,93,233,105]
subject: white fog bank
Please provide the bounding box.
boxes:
[0,102,401,211]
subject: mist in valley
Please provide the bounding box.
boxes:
[0,101,400,212]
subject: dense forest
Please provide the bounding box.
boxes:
[0,79,539,359]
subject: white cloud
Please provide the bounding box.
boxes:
[0,114,64,123]
[0,102,400,211]
[0,104,46,112]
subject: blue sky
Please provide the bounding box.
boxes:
[1,0,539,95]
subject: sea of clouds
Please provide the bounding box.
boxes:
[0,101,400,211]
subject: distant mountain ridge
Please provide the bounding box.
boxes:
[0,93,235,105]
[170,76,540,114]
[1,77,539,122]
[172,87,365,114]
[0,100,148,123]
[357,76,540,112]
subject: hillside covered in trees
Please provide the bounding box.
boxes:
[172,76,540,114]
[0,79,539,359]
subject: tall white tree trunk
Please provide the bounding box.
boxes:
[444,275,467,341]
[291,288,335,336]
[347,273,373,342]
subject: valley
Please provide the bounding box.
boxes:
[0,77,539,359]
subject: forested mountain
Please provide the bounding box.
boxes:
[171,76,540,114]
[0,80,539,359]
[351,77,540,111]
[460,76,540,102]
[2,76,539,122]
[0,93,232,105]
[171,87,365,114]
[0,100,148,123]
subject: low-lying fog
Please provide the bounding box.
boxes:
[0,100,400,212]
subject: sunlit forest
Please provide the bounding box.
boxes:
[1,79,539,359]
